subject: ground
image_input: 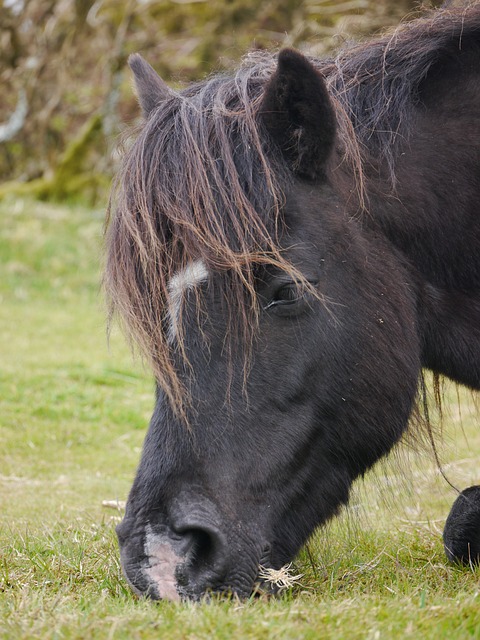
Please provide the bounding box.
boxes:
[0,198,479,639]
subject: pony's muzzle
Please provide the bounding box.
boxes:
[117,496,255,601]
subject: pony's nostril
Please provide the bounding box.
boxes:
[185,527,216,570]
[173,522,228,580]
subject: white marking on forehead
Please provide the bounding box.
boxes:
[167,259,209,343]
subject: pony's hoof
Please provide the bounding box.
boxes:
[443,485,480,566]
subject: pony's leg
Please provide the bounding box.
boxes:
[443,485,480,565]
[421,287,480,564]
[420,286,480,390]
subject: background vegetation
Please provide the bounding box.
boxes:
[1,0,446,202]
[1,1,479,638]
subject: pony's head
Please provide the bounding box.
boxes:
[105,49,421,600]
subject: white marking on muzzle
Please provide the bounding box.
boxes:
[144,525,182,601]
[167,260,209,343]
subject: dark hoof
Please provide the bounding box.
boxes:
[443,485,480,566]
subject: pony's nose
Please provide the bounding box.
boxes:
[172,519,230,593]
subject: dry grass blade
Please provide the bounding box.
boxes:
[258,563,305,591]
[102,500,126,510]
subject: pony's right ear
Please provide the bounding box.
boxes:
[259,49,336,181]
[128,54,174,118]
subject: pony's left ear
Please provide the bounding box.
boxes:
[259,49,336,181]
[128,53,175,118]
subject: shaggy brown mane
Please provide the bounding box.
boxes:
[104,4,480,417]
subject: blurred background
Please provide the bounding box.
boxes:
[0,0,447,206]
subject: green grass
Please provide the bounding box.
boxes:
[1,198,479,639]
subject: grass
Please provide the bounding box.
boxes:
[1,197,479,639]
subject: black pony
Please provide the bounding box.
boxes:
[105,5,480,600]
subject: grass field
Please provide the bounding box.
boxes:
[1,198,479,639]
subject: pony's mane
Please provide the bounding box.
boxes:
[319,2,480,181]
[105,4,480,416]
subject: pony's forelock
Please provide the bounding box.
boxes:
[104,53,309,417]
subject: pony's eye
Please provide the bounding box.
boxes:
[264,284,302,310]
[275,284,301,304]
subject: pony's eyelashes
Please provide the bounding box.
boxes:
[262,280,318,315]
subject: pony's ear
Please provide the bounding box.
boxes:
[259,49,336,181]
[128,53,174,118]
